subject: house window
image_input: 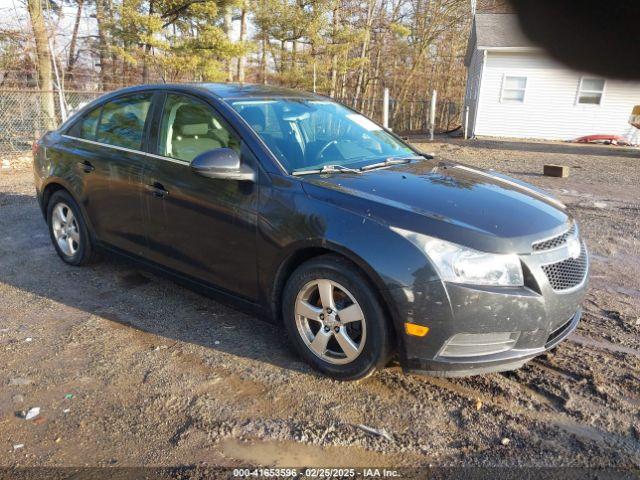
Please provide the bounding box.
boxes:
[577,78,605,105]
[501,76,527,103]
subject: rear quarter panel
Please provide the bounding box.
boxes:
[34,132,96,231]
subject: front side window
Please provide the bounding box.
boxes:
[501,76,527,103]
[577,78,605,105]
[96,93,152,150]
[230,99,415,173]
[158,94,240,162]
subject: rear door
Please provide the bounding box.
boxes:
[142,92,260,300]
[63,92,155,256]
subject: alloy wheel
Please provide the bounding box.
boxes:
[51,202,80,257]
[294,279,367,365]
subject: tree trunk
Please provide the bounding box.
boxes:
[354,0,376,105]
[339,50,348,101]
[291,40,297,70]
[142,0,154,83]
[260,35,268,84]
[106,0,119,87]
[27,0,56,130]
[278,40,285,73]
[368,47,382,117]
[329,5,339,98]
[95,0,111,89]
[65,0,83,86]
[237,4,247,83]
[223,5,234,82]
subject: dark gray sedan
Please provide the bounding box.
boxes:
[33,83,588,380]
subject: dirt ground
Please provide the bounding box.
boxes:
[0,138,639,470]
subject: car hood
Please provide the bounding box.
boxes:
[299,160,571,254]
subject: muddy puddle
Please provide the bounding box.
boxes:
[219,438,410,467]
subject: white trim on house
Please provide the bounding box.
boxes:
[477,46,542,53]
[473,50,487,135]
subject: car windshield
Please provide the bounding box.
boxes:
[230,98,416,173]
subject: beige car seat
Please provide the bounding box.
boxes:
[171,104,223,162]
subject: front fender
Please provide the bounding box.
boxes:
[258,179,442,340]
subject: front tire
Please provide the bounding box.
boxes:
[282,255,392,381]
[47,190,97,266]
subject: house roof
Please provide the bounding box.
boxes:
[465,14,538,65]
[475,14,533,48]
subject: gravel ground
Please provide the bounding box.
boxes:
[0,138,639,469]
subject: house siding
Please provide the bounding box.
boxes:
[473,51,640,142]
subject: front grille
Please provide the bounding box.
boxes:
[532,224,576,252]
[541,242,588,291]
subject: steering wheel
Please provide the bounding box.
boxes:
[313,140,338,163]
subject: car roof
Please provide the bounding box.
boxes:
[104,83,324,101]
[200,83,323,100]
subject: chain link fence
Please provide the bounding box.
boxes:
[0,90,103,157]
[0,89,462,157]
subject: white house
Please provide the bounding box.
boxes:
[464,13,640,143]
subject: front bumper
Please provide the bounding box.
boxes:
[389,240,588,377]
[402,308,581,377]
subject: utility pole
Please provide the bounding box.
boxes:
[313,62,317,93]
[382,88,390,129]
[430,90,437,141]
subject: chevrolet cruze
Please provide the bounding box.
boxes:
[33,84,589,380]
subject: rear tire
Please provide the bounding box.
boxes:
[47,190,98,266]
[282,254,392,381]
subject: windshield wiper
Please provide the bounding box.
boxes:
[360,155,425,172]
[292,164,362,176]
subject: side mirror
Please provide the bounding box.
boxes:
[190,148,256,182]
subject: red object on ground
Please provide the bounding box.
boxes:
[572,134,631,146]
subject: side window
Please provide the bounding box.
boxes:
[577,78,605,105]
[96,93,152,150]
[500,76,527,103]
[158,94,240,162]
[236,102,283,139]
[67,106,101,140]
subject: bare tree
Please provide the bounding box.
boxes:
[27,0,56,130]
[95,0,112,88]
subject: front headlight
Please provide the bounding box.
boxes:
[391,227,524,287]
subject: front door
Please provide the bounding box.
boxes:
[143,92,259,300]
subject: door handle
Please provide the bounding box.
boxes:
[146,182,169,198]
[77,160,95,173]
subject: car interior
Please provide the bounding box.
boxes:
[160,98,239,162]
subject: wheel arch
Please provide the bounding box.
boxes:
[41,178,97,238]
[41,181,67,215]
[270,241,402,347]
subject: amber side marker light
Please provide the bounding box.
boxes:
[405,322,429,337]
